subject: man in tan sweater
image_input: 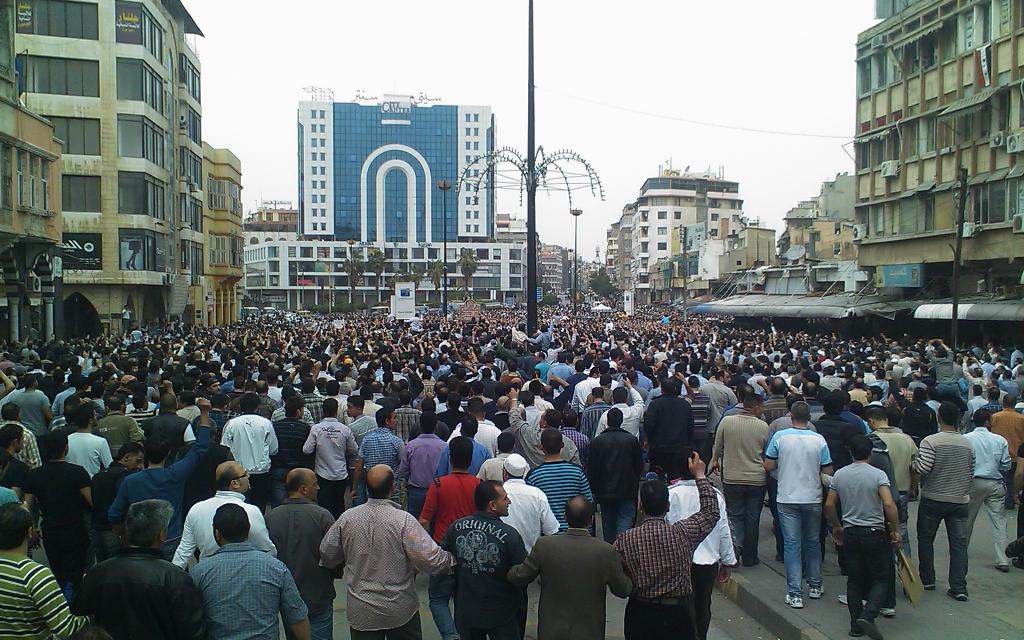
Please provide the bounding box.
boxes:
[711,393,771,566]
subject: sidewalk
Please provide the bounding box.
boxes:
[717,500,1024,640]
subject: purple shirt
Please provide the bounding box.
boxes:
[399,433,446,489]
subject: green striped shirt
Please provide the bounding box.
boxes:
[0,552,89,639]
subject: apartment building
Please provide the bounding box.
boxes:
[778,173,858,262]
[854,0,1024,309]
[244,201,299,244]
[201,142,242,326]
[16,0,205,335]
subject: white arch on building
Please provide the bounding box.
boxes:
[359,144,433,243]
[375,160,417,244]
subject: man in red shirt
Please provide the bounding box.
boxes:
[419,436,479,640]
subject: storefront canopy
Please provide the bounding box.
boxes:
[691,294,913,319]
[913,302,1024,322]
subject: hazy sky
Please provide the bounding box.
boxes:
[186,0,879,260]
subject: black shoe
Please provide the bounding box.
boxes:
[946,590,968,602]
[848,630,864,638]
[776,553,784,562]
[922,583,936,591]
[855,618,883,640]
[742,558,760,567]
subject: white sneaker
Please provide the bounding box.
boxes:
[785,594,804,609]
[808,586,824,600]
[837,594,848,605]
[880,607,896,617]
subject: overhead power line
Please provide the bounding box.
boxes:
[537,86,852,141]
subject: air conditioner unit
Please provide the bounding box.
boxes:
[962,222,977,238]
[179,114,188,129]
[940,146,956,155]
[1013,213,1024,233]
[1007,133,1024,154]
[880,160,900,178]
[990,131,1006,148]
[28,274,41,293]
[852,224,867,241]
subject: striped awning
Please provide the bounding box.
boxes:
[939,87,1001,117]
[914,302,1024,321]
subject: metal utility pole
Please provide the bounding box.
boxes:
[526,0,538,333]
[438,180,452,315]
[571,208,582,315]
[951,167,968,349]
[681,226,689,321]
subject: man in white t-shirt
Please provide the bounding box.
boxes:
[764,401,833,610]
[65,403,112,478]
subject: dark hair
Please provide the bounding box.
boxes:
[466,397,485,417]
[419,411,437,434]
[612,387,628,404]
[0,504,32,550]
[673,446,697,481]
[240,393,260,413]
[937,401,960,428]
[864,406,887,424]
[743,393,764,410]
[474,480,503,511]
[460,416,479,439]
[606,407,623,430]
[0,423,23,449]
[0,403,18,421]
[973,408,993,430]
[145,438,171,465]
[68,402,96,430]
[542,409,562,429]
[284,395,305,418]
[375,407,394,429]
[347,396,364,410]
[564,496,595,529]
[213,503,250,543]
[496,431,515,454]
[849,435,873,461]
[639,479,669,517]
[44,431,68,461]
[448,436,474,470]
[822,392,844,416]
[322,397,339,417]
[540,427,563,454]
[105,394,125,413]
[115,441,144,461]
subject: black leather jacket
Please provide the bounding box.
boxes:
[587,426,644,501]
[71,547,207,640]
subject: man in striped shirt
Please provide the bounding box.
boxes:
[0,504,89,639]
[912,401,976,601]
[526,428,593,531]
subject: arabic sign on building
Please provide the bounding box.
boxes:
[115,2,143,44]
[61,233,103,271]
[16,2,33,32]
[380,95,412,123]
[457,299,481,321]
[877,263,923,288]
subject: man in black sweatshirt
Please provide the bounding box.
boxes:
[643,378,694,480]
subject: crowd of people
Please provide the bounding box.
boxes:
[0,306,1022,640]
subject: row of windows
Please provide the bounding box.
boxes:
[309,138,327,147]
[310,109,327,119]
[464,141,481,150]
[179,240,204,274]
[47,116,100,155]
[179,148,201,185]
[465,113,481,122]
[0,146,51,212]
[178,53,201,103]
[281,245,520,262]
[18,55,99,97]
[118,171,166,218]
[117,114,165,167]
[180,194,202,232]
[464,127,481,136]
[116,58,164,114]
[208,177,242,215]
[16,0,98,39]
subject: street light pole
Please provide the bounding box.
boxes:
[951,167,968,349]
[526,0,538,333]
[437,179,452,315]
[346,239,355,306]
[570,208,582,314]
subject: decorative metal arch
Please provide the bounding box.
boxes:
[455,146,605,209]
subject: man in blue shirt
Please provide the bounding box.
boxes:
[963,409,1012,571]
[351,407,405,505]
[109,399,212,558]
[192,503,309,640]
[437,417,491,477]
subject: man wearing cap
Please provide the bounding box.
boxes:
[502,453,559,553]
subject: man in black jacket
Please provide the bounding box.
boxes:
[144,394,192,461]
[588,408,643,543]
[815,392,863,473]
[643,378,694,480]
[90,442,144,561]
[72,498,207,640]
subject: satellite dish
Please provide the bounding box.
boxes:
[782,245,806,263]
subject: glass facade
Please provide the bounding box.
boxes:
[327,103,468,243]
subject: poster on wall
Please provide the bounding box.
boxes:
[623,290,634,316]
[392,282,416,320]
[61,233,103,270]
[115,2,143,44]
[120,236,143,271]
[16,1,32,32]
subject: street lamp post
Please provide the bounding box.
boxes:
[346,239,356,306]
[570,208,582,314]
[437,180,452,315]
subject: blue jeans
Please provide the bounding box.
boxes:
[722,483,766,565]
[353,479,367,507]
[599,499,636,544]
[428,573,458,640]
[896,491,911,557]
[286,607,333,640]
[917,498,970,594]
[407,486,428,520]
[778,503,823,596]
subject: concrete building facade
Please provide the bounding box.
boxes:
[16,0,205,335]
[778,173,858,263]
[0,0,62,341]
[854,0,1024,302]
[201,142,241,326]
[244,201,298,245]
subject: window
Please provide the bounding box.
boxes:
[178,148,201,185]
[319,153,325,161]
[474,114,480,122]
[186,107,201,145]
[710,212,719,221]
[319,110,325,118]
[961,11,975,50]
[657,211,667,219]
[465,127,471,136]
[118,171,166,219]
[919,116,936,154]
[473,142,479,150]
[28,157,37,208]
[46,116,100,155]
[40,161,49,211]
[657,226,667,235]
[473,225,479,233]
[178,54,201,102]
[116,58,163,114]
[657,242,667,251]
[117,115,164,166]
[16,151,24,206]
[210,235,229,265]
[674,211,681,219]
[465,142,471,150]
[17,55,99,97]
[118,229,164,272]
[465,196,471,205]
[474,128,479,135]
[465,113,471,122]
[0,145,11,209]
[16,0,99,38]
[940,20,957,62]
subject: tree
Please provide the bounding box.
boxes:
[366,248,387,303]
[590,267,617,298]
[343,254,363,305]
[429,260,444,300]
[457,248,478,296]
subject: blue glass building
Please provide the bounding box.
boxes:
[298,96,495,244]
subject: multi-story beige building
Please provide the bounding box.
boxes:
[16,0,204,335]
[778,174,858,262]
[605,220,619,285]
[0,0,62,341]
[854,0,1024,302]
[244,201,298,245]
[201,143,241,326]
[539,243,568,296]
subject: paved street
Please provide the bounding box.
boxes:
[720,497,1024,640]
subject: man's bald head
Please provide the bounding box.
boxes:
[285,468,317,498]
[496,396,510,411]
[365,464,395,499]
[564,496,595,529]
[215,461,245,491]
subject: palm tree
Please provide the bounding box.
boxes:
[366,248,387,303]
[429,260,444,301]
[343,255,363,306]
[457,248,478,297]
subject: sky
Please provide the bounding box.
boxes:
[185,0,880,262]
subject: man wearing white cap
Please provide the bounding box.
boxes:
[501,453,559,553]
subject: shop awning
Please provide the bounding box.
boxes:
[939,87,1001,117]
[855,127,896,144]
[690,294,913,319]
[913,302,1024,321]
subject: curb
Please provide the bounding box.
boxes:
[717,573,829,640]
